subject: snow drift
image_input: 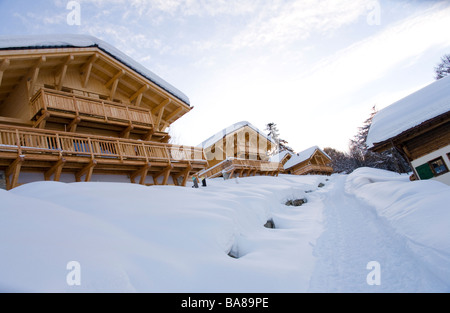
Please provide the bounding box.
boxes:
[345,167,450,285]
[0,175,325,292]
[1,169,449,292]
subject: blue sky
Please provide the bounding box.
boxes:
[1,0,450,152]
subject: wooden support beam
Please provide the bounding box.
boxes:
[161,134,171,144]
[162,164,173,185]
[68,116,81,133]
[5,155,25,190]
[156,107,166,131]
[45,157,66,181]
[75,160,97,182]
[120,123,134,139]
[130,84,149,103]
[105,69,125,89]
[135,92,144,107]
[160,122,170,133]
[151,98,170,115]
[81,54,98,88]
[106,69,125,100]
[165,107,184,123]
[153,164,173,185]
[27,56,46,96]
[33,110,51,129]
[143,128,155,142]
[0,58,10,87]
[181,162,192,187]
[130,163,151,185]
[57,54,74,90]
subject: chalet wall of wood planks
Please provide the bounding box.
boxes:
[0,34,208,189]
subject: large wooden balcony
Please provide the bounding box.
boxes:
[30,88,169,142]
[0,125,207,189]
[198,158,283,179]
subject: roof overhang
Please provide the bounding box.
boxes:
[0,46,191,127]
[369,110,450,153]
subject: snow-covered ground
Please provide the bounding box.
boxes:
[0,169,449,292]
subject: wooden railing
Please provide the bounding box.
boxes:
[30,88,154,126]
[0,125,206,163]
[199,158,283,178]
[292,164,333,175]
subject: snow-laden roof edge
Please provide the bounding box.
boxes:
[367,75,450,148]
[198,121,277,148]
[269,150,295,163]
[283,146,331,170]
[0,34,190,106]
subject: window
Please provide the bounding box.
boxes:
[429,157,449,176]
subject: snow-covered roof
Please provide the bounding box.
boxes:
[0,34,190,106]
[199,121,277,148]
[283,146,331,170]
[269,150,295,163]
[367,75,450,148]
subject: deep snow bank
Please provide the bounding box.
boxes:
[0,175,326,292]
[345,168,450,285]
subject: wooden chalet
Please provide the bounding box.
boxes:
[283,146,333,176]
[367,75,450,185]
[0,35,208,189]
[198,121,283,179]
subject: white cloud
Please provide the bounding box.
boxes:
[230,0,373,49]
[289,3,450,108]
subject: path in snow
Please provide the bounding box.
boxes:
[308,175,447,292]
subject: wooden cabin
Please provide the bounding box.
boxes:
[198,121,283,178]
[283,146,333,176]
[0,35,208,189]
[367,76,450,185]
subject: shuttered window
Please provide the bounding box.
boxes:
[415,163,434,180]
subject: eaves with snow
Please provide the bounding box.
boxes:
[367,75,450,149]
[0,34,190,106]
[283,146,331,170]
[198,121,277,149]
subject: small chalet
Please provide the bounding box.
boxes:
[282,146,333,176]
[198,121,283,178]
[367,75,450,185]
[0,34,208,189]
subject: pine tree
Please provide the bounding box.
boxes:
[350,106,410,173]
[265,122,294,154]
[435,54,450,80]
[323,147,357,174]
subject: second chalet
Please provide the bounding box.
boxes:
[0,34,208,189]
[198,121,283,179]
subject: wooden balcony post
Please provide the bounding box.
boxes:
[87,137,94,159]
[101,101,108,122]
[15,129,22,156]
[72,95,79,116]
[116,140,123,162]
[42,89,48,111]
[141,142,149,163]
